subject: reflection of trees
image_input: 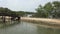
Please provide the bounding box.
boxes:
[37,26,55,34]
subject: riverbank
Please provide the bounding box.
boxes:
[21,17,60,29]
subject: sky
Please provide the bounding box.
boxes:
[0,0,60,12]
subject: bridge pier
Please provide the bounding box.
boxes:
[2,16,6,23]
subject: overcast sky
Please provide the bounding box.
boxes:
[0,0,60,12]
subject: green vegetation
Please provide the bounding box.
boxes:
[0,1,60,19]
[0,7,35,17]
[32,1,60,18]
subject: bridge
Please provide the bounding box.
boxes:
[0,12,21,23]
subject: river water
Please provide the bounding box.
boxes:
[0,21,60,34]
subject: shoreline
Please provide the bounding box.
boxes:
[21,17,60,29]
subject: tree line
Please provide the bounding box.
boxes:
[0,1,60,19]
[0,7,35,17]
[32,1,60,19]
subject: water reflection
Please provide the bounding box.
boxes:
[0,21,60,34]
[37,26,54,34]
[37,25,60,34]
[0,21,21,28]
[0,21,37,34]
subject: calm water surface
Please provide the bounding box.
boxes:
[0,21,60,34]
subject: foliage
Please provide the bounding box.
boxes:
[33,1,60,18]
[0,7,34,17]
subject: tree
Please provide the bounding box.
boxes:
[52,1,60,18]
[44,2,53,16]
[33,1,60,18]
[35,5,49,18]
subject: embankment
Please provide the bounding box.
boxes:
[21,17,60,29]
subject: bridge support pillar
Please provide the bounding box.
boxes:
[2,16,6,23]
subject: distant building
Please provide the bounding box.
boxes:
[27,14,32,17]
[23,14,32,17]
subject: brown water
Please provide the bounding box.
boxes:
[0,21,60,34]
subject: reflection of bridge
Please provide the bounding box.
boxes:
[0,13,20,23]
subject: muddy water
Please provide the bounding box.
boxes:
[0,21,60,34]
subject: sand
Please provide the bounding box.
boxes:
[21,17,60,29]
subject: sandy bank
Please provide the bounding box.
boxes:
[21,17,60,24]
[21,17,60,29]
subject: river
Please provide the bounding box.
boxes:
[0,21,60,34]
